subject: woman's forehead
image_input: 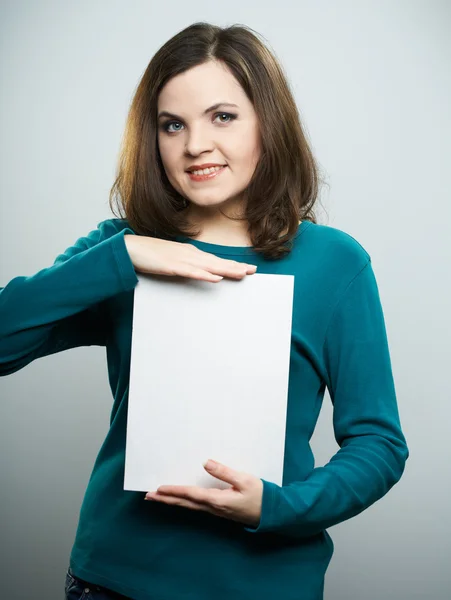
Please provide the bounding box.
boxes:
[157,62,248,109]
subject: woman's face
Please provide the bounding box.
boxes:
[157,60,261,216]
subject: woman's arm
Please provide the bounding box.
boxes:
[0,219,138,376]
[245,258,409,537]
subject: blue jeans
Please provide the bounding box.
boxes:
[65,567,132,599]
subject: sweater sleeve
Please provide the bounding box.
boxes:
[245,258,409,537]
[0,219,138,376]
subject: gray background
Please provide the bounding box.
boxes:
[1,1,450,599]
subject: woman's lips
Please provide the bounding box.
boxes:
[187,165,227,182]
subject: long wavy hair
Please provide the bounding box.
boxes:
[109,22,325,260]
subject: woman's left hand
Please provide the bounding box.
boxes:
[144,459,263,528]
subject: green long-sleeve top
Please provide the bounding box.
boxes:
[0,218,409,600]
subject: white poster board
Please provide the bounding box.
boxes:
[124,272,294,492]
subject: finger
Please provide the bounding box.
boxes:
[171,265,225,283]
[179,265,246,282]
[155,485,220,505]
[147,493,210,513]
[191,250,258,278]
[206,257,257,279]
[174,258,256,283]
[150,492,234,521]
[203,460,244,489]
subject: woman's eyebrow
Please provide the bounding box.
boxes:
[157,102,239,120]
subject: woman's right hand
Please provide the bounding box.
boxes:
[124,235,257,283]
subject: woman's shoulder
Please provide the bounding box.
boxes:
[299,220,371,278]
[302,220,370,259]
[53,218,135,266]
[96,217,134,236]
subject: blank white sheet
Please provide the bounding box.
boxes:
[124,272,294,492]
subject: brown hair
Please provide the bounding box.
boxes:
[109,22,325,260]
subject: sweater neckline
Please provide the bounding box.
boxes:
[174,220,312,256]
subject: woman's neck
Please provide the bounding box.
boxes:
[184,204,252,246]
[183,204,301,247]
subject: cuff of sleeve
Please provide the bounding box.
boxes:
[244,479,281,534]
[110,229,139,291]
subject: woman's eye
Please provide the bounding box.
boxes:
[215,112,234,124]
[165,122,183,133]
[214,111,238,124]
[161,112,237,134]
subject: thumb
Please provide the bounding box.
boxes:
[203,459,244,489]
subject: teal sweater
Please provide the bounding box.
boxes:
[0,219,409,600]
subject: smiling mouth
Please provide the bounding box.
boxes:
[187,165,228,181]
[186,165,227,173]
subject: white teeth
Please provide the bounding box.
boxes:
[190,166,224,175]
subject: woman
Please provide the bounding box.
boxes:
[0,22,409,600]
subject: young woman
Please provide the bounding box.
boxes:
[0,22,409,600]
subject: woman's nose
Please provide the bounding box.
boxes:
[184,126,214,156]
